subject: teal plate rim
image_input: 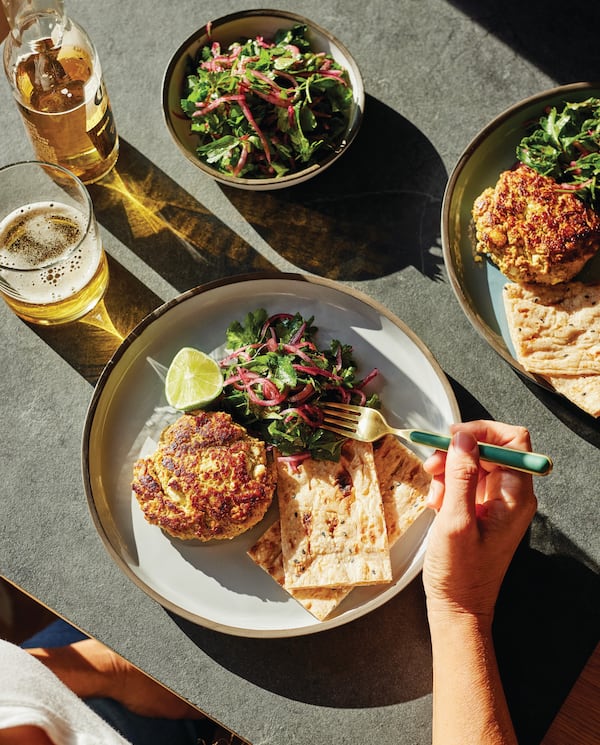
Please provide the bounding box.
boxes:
[441,81,600,393]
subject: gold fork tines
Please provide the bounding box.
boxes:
[321,403,394,441]
[319,402,553,476]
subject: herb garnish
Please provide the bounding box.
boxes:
[219,309,379,463]
[516,97,600,209]
[180,24,353,178]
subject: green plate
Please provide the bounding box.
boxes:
[442,82,600,390]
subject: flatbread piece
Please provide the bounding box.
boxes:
[542,374,600,419]
[372,435,431,543]
[248,436,431,619]
[503,281,600,375]
[247,520,349,620]
[277,440,392,590]
[503,281,600,417]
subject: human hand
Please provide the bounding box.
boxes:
[422,420,537,624]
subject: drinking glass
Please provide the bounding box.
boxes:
[0,160,108,325]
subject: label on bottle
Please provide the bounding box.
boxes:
[85,79,117,159]
[20,116,59,161]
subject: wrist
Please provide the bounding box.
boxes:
[426,603,494,636]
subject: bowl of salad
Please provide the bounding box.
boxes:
[162,9,364,190]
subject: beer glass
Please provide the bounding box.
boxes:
[0,160,108,325]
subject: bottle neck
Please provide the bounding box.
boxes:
[2,0,67,49]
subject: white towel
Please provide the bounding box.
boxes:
[0,639,130,744]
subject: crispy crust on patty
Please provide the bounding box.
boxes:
[132,411,275,541]
[472,164,600,284]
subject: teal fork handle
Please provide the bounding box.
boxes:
[408,430,553,476]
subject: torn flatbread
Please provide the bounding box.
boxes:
[248,436,431,620]
[277,440,392,590]
[543,373,600,418]
[503,281,600,417]
[503,281,600,375]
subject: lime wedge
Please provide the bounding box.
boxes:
[165,347,223,411]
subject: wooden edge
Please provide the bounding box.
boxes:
[540,642,600,745]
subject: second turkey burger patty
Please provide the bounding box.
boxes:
[472,163,600,284]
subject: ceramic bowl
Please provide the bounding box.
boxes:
[162,9,364,190]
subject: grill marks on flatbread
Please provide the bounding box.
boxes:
[373,435,431,543]
[247,520,350,620]
[247,436,431,620]
[503,281,600,417]
[277,440,392,590]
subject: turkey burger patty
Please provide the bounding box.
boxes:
[472,164,600,284]
[132,410,276,541]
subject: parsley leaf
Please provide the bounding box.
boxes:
[180,24,353,179]
[516,97,600,209]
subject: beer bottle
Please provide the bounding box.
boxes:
[2,0,119,183]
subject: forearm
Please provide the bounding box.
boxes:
[428,612,518,745]
[27,639,203,720]
[26,641,113,700]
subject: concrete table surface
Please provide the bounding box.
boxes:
[1,1,599,744]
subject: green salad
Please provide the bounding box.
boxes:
[516,97,600,209]
[218,309,379,463]
[180,23,353,178]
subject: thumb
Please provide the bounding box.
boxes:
[439,430,480,521]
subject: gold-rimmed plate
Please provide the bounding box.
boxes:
[82,273,459,637]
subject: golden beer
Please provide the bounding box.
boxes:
[0,199,108,325]
[13,44,119,184]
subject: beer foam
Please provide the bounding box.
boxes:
[0,200,101,304]
[0,201,85,269]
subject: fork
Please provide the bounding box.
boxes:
[320,402,553,476]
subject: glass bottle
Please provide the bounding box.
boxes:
[2,0,119,183]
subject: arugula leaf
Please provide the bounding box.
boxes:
[180,24,353,179]
[516,97,600,208]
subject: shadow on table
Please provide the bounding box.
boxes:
[26,139,278,385]
[452,367,600,448]
[88,140,275,293]
[496,527,600,745]
[172,576,434,708]
[221,95,447,282]
[170,517,599,744]
[446,0,600,84]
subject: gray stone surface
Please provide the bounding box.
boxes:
[1,2,599,744]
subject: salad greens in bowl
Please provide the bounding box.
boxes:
[162,9,364,190]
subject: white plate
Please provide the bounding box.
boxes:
[82,274,459,637]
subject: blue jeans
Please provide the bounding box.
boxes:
[22,619,206,745]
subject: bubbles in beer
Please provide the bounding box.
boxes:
[0,201,100,304]
[1,202,82,269]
